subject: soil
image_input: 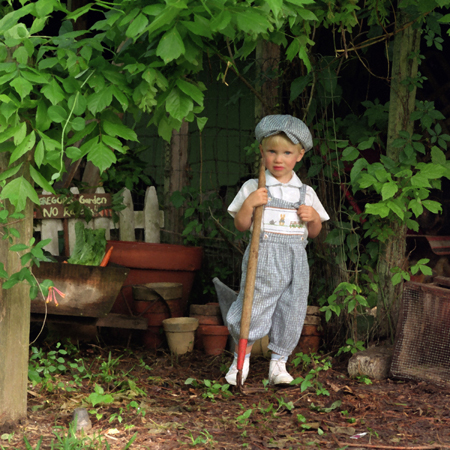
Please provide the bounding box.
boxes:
[2,344,450,450]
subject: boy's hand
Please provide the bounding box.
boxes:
[297,205,320,223]
[246,187,268,208]
[234,188,268,232]
[297,205,322,239]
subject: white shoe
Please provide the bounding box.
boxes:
[225,356,250,386]
[269,359,294,385]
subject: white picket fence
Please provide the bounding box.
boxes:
[33,187,164,256]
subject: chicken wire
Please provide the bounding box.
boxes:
[391,277,450,386]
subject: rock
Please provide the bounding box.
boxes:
[348,345,393,380]
[72,408,92,433]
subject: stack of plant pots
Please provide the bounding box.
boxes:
[132,282,184,349]
[190,302,229,355]
[295,306,323,354]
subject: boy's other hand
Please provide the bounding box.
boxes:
[297,205,320,224]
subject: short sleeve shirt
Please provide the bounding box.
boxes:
[228,171,330,230]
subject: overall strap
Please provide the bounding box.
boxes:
[299,184,307,205]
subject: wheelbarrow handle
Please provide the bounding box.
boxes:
[237,158,266,372]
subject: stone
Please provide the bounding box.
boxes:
[72,408,92,433]
[348,345,393,380]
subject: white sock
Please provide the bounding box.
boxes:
[271,354,288,363]
[233,352,251,360]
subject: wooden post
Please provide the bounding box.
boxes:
[93,187,111,240]
[164,120,189,245]
[144,186,160,243]
[377,6,422,337]
[119,188,135,241]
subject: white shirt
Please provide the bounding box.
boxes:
[228,170,330,230]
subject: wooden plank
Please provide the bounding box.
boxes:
[34,193,112,219]
[96,314,148,330]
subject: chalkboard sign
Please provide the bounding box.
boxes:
[34,194,112,219]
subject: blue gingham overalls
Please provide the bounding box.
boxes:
[227,184,309,357]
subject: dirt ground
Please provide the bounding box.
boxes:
[2,343,450,450]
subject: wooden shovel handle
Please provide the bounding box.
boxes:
[237,158,266,367]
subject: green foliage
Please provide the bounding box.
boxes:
[291,353,332,396]
[66,222,106,266]
[184,377,232,402]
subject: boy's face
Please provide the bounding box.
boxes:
[260,135,305,184]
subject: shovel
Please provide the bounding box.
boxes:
[236,158,266,391]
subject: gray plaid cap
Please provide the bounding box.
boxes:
[255,115,313,151]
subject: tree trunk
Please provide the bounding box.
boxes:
[163,120,189,245]
[0,158,33,428]
[377,7,421,337]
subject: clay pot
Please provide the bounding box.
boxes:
[163,317,199,355]
[132,282,184,349]
[190,303,225,349]
[198,325,229,356]
[295,306,323,354]
[107,241,202,317]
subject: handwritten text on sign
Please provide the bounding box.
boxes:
[34,194,113,219]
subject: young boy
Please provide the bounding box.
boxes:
[225,115,329,385]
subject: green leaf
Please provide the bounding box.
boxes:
[143,6,178,37]
[387,200,404,219]
[156,26,185,64]
[165,87,193,122]
[102,135,124,152]
[235,10,270,34]
[86,142,116,172]
[102,121,138,141]
[47,105,68,123]
[381,182,398,201]
[30,165,55,194]
[358,174,377,189]
[422,200,442,214]
[176,79,203,106]
[0,162,22,182]
[126,12,149,39]
[10,132,36,165]
[196,116,208,132]
[87,86,113,115]
[365,203,389,218]
[408,199,423,217]
[324,228,345,246]
[10,77,33,100]
[341,146,359,161]
[41,79,65,105]
[0,176,40,211]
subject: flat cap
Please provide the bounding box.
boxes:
[255,115,313,151]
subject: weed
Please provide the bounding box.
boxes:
[356,374,373,385]
[187,430,217,448]
[236,409,253,427]
[291,353,331,396]
[86,384,114,407]
[185,378,232,402]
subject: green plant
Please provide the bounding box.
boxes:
[235,409,253,428]
[335,338,366,357]
[291,353,332,396]
[28,343,77,392]
[187,430,217,448]
[86,384,114,408]
[184,378,232,402]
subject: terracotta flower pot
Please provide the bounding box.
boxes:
[163,317,199,355]
[106,241,202,317]
[198,325,229,356]
[132,282,184,349]
[190,303,224,349]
